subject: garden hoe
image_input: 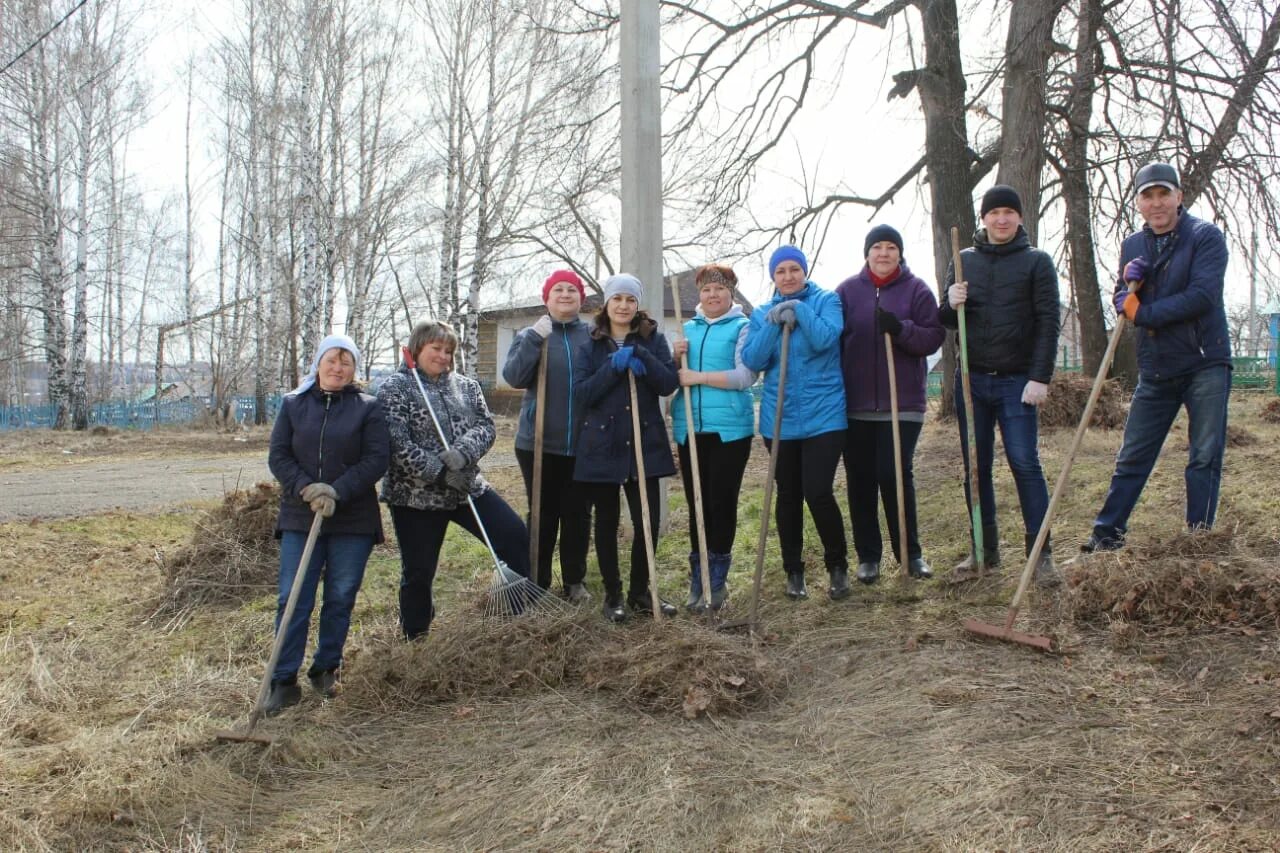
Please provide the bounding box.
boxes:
[951,227,987,580]
[403,347,567,619]
[670,273,715,617]
[215,510,324,745]
[962,284,1138,653]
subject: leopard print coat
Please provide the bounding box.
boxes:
[376,366,494,511]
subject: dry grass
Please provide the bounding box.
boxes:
[1039,372,1128,430]
[155,482,281,617]
[3,401,1280,851]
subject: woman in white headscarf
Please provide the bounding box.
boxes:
[265,334,389,715]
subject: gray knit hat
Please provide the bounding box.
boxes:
[603,273,643,303]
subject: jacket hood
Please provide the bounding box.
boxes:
[693,303,746,324]
[589,315,659,341]
[767,279,821,305]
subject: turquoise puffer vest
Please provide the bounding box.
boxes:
[671,313,754,444]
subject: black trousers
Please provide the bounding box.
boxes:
[763,428,847,574]
[390,491,529,639]
[516,448,590,589]
[677,433,752,555]
[582,478,662,600]
[843,418,924,564]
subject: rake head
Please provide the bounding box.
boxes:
[482,561,573,619]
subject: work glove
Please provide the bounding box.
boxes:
[309,495,336,518]
[610,345,635,372]
[1122,292,1140,323]
[531,315,554,339]
[876,306,903,337]
[300,482,337,503]
[628,356,647,377]
[1122,257,1148,283]
[439,448,467,471]
[947,281,968,309]
[443,470,475,494]
[1021,380,1049,406]
[766,300,799,329]
[1112,287,1130,316]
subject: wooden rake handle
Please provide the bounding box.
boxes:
[628,370,662,622]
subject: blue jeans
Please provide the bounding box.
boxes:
[1092,365,1230,544]
[273,532,374,682]
[954,371,1050,537]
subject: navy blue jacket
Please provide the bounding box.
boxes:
[268,384,389,541]
[502,317,591,456]
[1118,210,1231,380]
[572,319,679,483]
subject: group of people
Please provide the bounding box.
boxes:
[260,162,1232,716]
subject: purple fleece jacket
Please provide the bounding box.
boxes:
[835,262,945,415]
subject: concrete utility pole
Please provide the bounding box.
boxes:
[620,0,663,328]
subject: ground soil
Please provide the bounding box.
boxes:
[3,397,1280,851]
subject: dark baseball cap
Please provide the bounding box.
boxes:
[1134,162,1180,195]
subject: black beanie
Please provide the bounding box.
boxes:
[864,224,904,258]
[980,184,1023,217]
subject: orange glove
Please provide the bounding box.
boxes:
[1122,292,1140,323]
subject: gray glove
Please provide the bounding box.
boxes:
[444,470,475,494]
[439,448,467,471]
[766,300,799,330]
[531,315,554,339]
[309,495,336,518]
[300,482,338,503]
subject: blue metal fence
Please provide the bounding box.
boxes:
[0,395,282,431]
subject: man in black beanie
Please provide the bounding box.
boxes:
[938,184,1062,586]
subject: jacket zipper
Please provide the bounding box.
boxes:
[561,327,575,453]
[318,391,333,484]
[695,321,712,433]
[874,289,882,412]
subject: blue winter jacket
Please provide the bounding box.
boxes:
[572,319,679,483]
[268,384,389,542]
[670,306,756,444]
[1118,210,1231,380]
[741,281,847,440]
[502,317,591,456]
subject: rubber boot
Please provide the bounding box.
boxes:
[708,552,731,610]
[785,569,808,601]
[828,561,851,600]
[1027,533,1061,587]
[602,589,627,623]
[951,523,1001,582]
[685,552,706,612]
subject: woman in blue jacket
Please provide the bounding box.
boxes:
[742,246,849,601]
[836,225,945,585]
[573,274,680,622]
[266,334,389,715]
[502,269,593,600]
[670,263,756,610]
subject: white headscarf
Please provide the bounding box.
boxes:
[290,334,362,396]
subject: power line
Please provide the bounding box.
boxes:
[0,0,91,78]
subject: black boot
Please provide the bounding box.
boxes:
[906,557,933,580]
[628,592,678,617]
[307,667,338,698]
[855,561,881,585]
[1027,534,1061,587]
[828,565,851,600]
[264,678,301,717]
[602,590,627,623]
[785,571,808,601]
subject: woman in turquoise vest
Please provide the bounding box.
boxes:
[671,264,757,611]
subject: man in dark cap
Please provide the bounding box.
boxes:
[1082,162,1231,553]
[939,185,1061,585]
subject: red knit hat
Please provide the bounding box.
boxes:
[542,269,585,303]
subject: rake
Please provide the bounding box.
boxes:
[402,347,568,620]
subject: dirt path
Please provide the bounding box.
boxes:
[0,454,273,521]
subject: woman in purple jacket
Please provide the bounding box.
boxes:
[836,225,945,584]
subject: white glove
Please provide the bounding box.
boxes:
[309,495,336,518]
[1021,380,1049,406]
[948,281,968,309]
[531,315,554,339]
[671,337,689,359]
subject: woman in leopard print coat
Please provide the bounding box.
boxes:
[378,320,530,639]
